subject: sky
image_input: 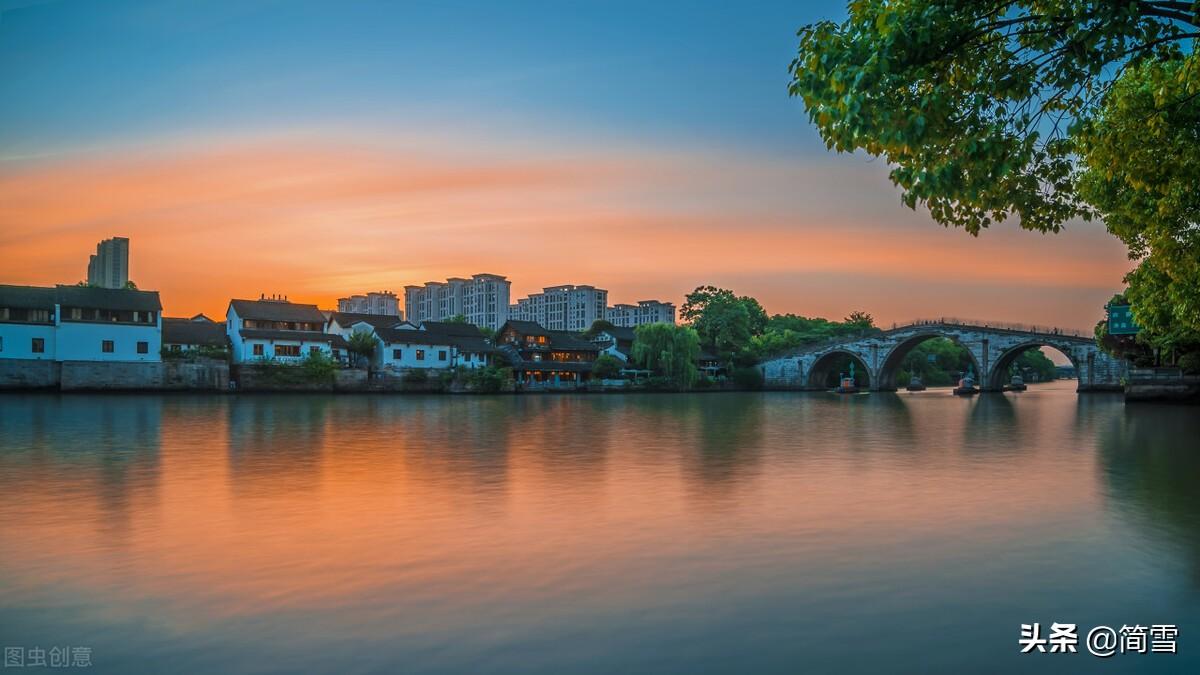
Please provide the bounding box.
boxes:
[0,0,1133,331]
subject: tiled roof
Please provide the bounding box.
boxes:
[375,326,456,346]
[421,320,486,337]
[55,285,163,311]
[0,284,58,310]
[547,331,600,351]
[230,299,325,323]
[330,312,408,331]
[499,320,550,337]
[163,317,227,346]
[1,284,163,312]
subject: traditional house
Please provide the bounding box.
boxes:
[162,315,227,353]
[591,326,637,362]
[419,321,495,369]
[0,284,162,362]
[494,320,599,388]
[226,296,348,363]
[373,324,457,371]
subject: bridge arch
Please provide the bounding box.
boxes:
[808,349,871,390]
[876,333,983,391]
[987,341,1080,391]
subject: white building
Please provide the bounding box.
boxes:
[510,284,608,332]
[86,237,130,289]
[226,296,348,364]
[0,284,161,362]
[336,291,402,317]
[327,314,495,371]
[606,299,676,327]
[404,274,510,330]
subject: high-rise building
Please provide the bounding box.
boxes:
[404,274,510,330]
[510,284,608,332]
[606,299,676,327]
[86,237,130,289]
[337,291,402,317]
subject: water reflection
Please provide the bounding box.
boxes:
[1098,404,1200,587]
[0,386,1197,674]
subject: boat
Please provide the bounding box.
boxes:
[834,376,859,394]
[1006,375,1027,392]
[905,375,926,392]
[952,373,979,396]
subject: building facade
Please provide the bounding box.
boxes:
[226,296,348,363]
[494,320,599,388]
[404,274,510,330]
[0,284,162,362]
[336,291,402,317]
[86,237,130,289]
[606,299,675,327]
[510,285,608,332]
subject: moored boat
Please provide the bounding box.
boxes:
[1006,375,1027,392]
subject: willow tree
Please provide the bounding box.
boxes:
[790,1,1199,349]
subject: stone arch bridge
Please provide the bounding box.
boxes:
[760,320,1125,393]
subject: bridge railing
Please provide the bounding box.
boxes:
[890,318,1084,338]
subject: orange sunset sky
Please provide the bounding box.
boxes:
[0,1,1133,330]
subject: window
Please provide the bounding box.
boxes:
[276,345,301,357]
[253,343,264,356]
[416,349,425,361]
[310,346,321,355]
[393,349,402,360]
[170,344,182,352]
[438,350,447,361]
[137,341,148,354]
[0,336,3,351]
[32,338,44,353]
[102,340,114,353]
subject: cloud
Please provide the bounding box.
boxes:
[0,130,1132,329]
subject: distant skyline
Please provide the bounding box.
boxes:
[0,0,1132,329]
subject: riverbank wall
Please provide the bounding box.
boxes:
[0,358,229,391]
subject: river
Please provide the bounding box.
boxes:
[1,382,1197,673]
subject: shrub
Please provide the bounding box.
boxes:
[402,368,429,384]
[592,353,623,380]
[732,366,764,390]
[301,351,337,382]
[468,365,513,393]
[1179,352,1200,375]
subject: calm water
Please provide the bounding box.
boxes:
[1,383,1197,674]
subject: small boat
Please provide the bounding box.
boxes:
[834,376,859,394]
[953,375,979,396]
[1006,375,1027,392]
[906,375,926,392]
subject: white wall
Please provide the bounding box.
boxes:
[381,340,454,370]
[0,323,57,360]
[56,320,161,362]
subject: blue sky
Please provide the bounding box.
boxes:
[1,0,841,156]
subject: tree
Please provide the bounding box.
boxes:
[1077,56,1200,347]
[681,286,759,361]
[791,2,1200,354]
[585,319,616,337]
[446,314,469,324]
[632,323,700,388]
[792,1,1198,233]
[592,353,623,379]
[843,311,874,330]
[347,331,377,368]
[124,280,138,290]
